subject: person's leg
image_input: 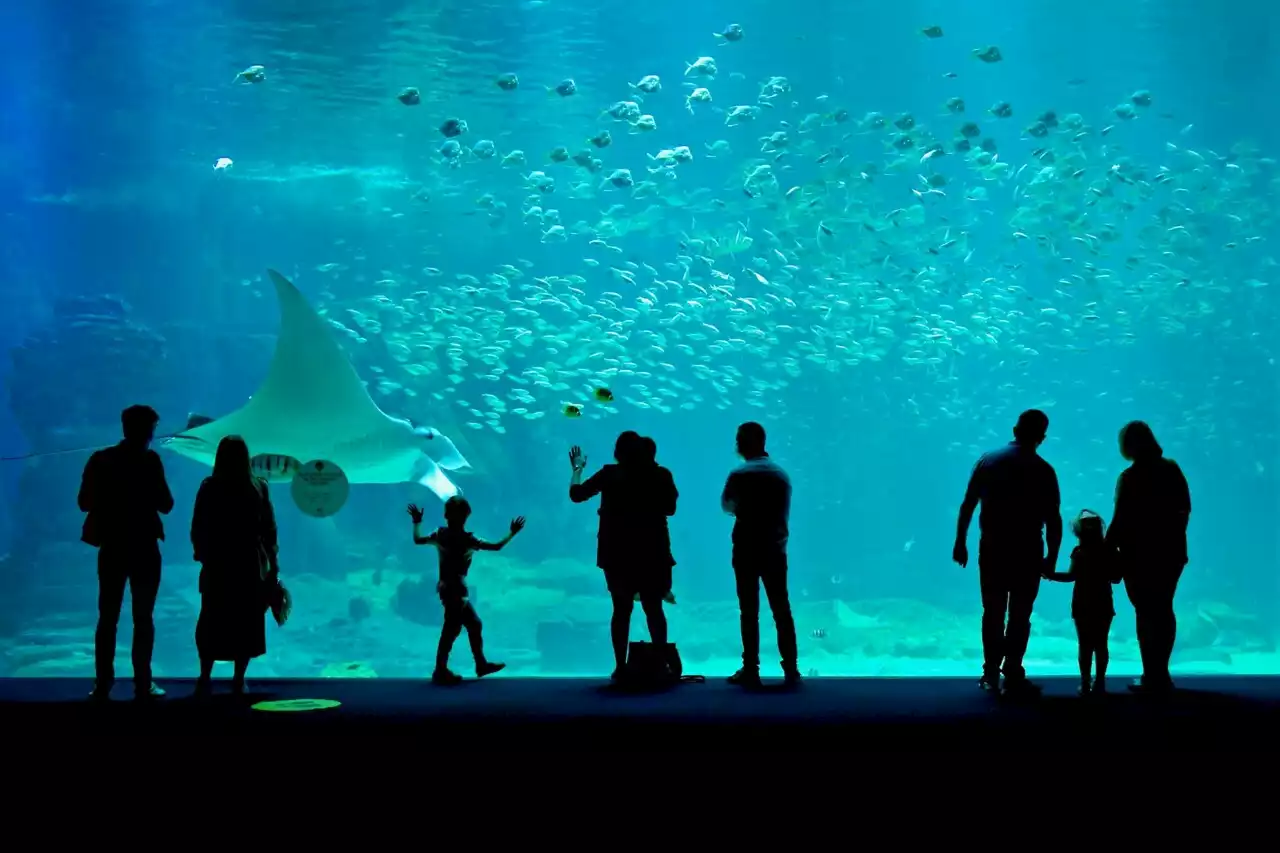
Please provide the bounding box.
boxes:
[436,595,465,674]
[196,657,214,694]
[232,659,249,693]
[1150,565,1183,684]
[457,599,503,677]
[977,551,1008,686]
[638,593,668,649]
[1125,569,1156,684]
[129,543,162,692]
[760,554,798,677]
[93,548,129,695]
[1003,565,1042,683]
[1074,620,1091,691]
[608,585,635,677]
[1094,614,1112,689]
[732,556,761,678]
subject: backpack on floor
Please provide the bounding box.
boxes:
[625,641,705,685]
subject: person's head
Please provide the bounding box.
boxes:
[443,495,472,527]
[121,404,160,447]
[1012,409,1049,448]
[212,435,252,482]
[736,421,767,459]
[638,436,657,465]
[614,430,642,465]
[1119,420,1162,463]
[1071,509,1106,543]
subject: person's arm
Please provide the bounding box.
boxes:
[1105,471,1129,552]
[190,480,211,562]
[661,469,678,517]
[1171,461,1191,531]
[1048,548,1079,582]
[570,468,607,503]
[407,503,438,545]
[475,517,527,552]
[721,470,738,515]
[1043,468,1063,569]
[1107,545,1124,584]
[259,480,280,573]
[152,451,175,515]
[954,458,983,546]
[77,453,99,513]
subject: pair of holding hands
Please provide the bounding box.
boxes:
[952,541,1055,577]
[407,503,526,535]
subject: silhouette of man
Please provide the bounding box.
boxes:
[78,404,174,700]
[953,409,1062,696]
[1107,420,1191,694]
[722,421,798,687]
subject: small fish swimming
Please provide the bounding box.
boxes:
[251,453,302,482]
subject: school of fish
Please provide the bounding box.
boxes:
[225,20,1276,461]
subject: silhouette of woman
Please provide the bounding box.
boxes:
[1107,421,1191,693]
[569,431,678,681]
[191,435,281,696]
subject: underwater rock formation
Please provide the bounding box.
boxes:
[392,577,445,627]
[5,294,171,571]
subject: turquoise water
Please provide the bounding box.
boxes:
[0,0,1276,681]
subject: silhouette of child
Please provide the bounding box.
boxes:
[1047,510,1122,695]
[408,497,525,685]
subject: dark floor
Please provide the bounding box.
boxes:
[3,675,1277,750]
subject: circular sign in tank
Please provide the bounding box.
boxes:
[251,698,342,713]
[290,459,350,517]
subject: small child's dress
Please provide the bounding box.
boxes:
[1069,541,1117,627]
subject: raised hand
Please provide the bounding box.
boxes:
[510,516,526,535]
[407,503,424,524]
[569,446,587,471]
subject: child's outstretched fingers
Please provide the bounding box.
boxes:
[511,516,526,534]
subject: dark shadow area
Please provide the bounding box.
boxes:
[3,676,1277,751]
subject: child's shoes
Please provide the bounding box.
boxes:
[432,668,464,686]
[476,661,505,678]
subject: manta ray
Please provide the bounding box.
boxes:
[162,269,469,501]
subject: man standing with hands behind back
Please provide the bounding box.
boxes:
[953,409,1062,698]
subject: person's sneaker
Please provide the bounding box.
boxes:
[978,674,1001,694]
[476,661,505,678]
[1077,682,1091,697]
[728,667,761,687]
[135,682,165,701]
[1128,677,1173,694]
[432,668,463,686]
[1092,678,1108,695]
[88,680,113,702]
[1002,677,1041,698]
[782,669,803,687]
[193,679,212,699]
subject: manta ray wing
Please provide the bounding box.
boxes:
[165,270,421,482]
